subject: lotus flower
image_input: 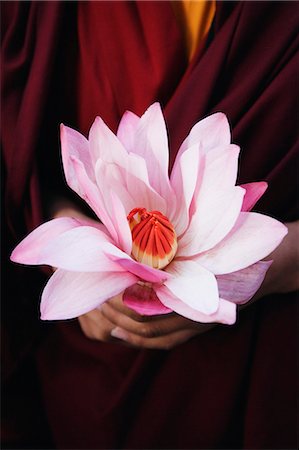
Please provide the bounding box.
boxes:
[11,103,287,324]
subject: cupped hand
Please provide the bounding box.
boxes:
[78,219,299,349]
[53,202,298,350]
[78,294,215,350]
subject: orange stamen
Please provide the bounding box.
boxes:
[127,207,177,269]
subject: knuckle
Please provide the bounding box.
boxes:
[124,333,144,348]
[138,324,161,338]
[127,311,148,322]
[139,326,152,338]
[162,340,176,350]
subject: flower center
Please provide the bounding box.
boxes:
[127,207,177,270]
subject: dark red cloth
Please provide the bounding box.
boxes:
[1,1,298,449]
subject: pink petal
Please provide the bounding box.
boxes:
[240,181,268,211]
[89,116,128,167]
[202,143,240,189]
[195,212,288,275]
[216,260,272,304]
[125,160,167,214]
[178,186,245,256]
[127,153,150,186]
[19,225,124,272]
[95,159,135,213]
[70,156,118,243]
[117,110,140,152]
[10,217,101,265]
[163,260,219,314]
[134,103,169,178]
[41,269,138,320]
[60,124,95,183]
[123,283,172,316]
[104,244,170,284]
[177,143,240,249]
[175,112,231,162]
[170,143,201,236]
[156,286,236,325]
[61,125,117,236]
[95,158,166,217]
[133,103,173,202]
[93,160,134,253]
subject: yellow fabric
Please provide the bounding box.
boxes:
[172,0,216,60]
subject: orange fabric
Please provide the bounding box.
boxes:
[172,0,216,60]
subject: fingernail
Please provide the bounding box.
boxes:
[111,327,128,341]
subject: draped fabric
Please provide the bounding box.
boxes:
[1,1,298,449]
[171,0,216,60]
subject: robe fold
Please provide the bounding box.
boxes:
[1,1,298,449]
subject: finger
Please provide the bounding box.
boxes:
[101,301,193,338]
[110,327,203,350]
[78,310,115,341]
[102,304,190,338]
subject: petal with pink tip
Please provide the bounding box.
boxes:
[133,103,173,202]
[10,217,103,265]
[240,181,268,211]
[216,260,272,304]
[20,226,124,272]
[61,136,115,228]
[123,283,172,316]
[117,110,140,152]
[89,116,128,167]
[156,286,236,325]
[134,103,169,176]
[41,269,138,320]
[104,243,170,284]
[178,186,245,257]
[60,124,95,183]
[163,260,219,314]
[175,112,231,164]
[195,212,288,274]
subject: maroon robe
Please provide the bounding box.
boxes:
[2,1,298,448]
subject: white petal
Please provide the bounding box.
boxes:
[175,112,231,162]
[178,187,245,256]
[156,286,236,325]
[163,260,219,314]
[170,144,201,236]
[108,191,132,255]
[117,110,140,152]
[195,212,288,274]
